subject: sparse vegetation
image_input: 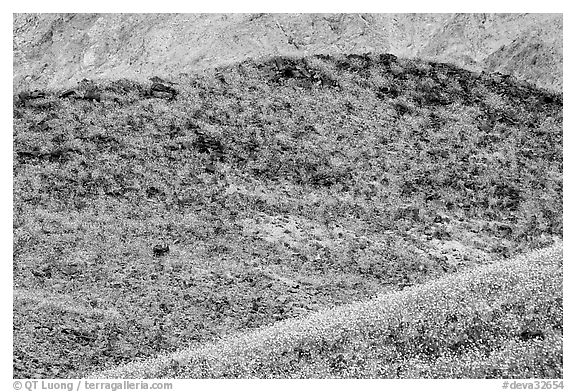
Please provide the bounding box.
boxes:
[13,53,562,378]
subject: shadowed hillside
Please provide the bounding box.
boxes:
[13,53,562,378]
[13,13,562,92]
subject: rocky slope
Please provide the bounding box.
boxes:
[13,13,562,92]
[13,52,562,378]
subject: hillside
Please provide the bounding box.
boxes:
[92,243,563,379]
[13,52,562,378]
[13,13,562,92]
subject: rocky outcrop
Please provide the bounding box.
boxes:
[13,13,562,92]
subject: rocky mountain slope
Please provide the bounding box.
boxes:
[13,13,562,92]
[13,52,562,378]
[13,12,563,379]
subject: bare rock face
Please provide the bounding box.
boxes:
[13,13,562,92]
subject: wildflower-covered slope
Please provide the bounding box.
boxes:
[13,53,562,378]
[92,243,562,378]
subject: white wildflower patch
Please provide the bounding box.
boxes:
[90,242,562,378]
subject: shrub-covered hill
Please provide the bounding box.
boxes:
[92,243,562,379]
[13,53,562,378]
